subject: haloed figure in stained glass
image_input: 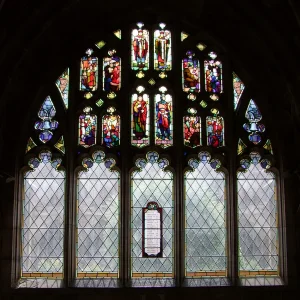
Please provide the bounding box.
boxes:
[81,57,97,91]
[156,94,171,141]
[103,50,121,92]
[183,51,200,93]
[133,95,148,140]
[133,29,149,69]
[207,116,224,147]
[155,31,171,70]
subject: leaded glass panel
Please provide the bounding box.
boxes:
[77,153,120,277]
[131,152,173,277]
[22,153,65,277]
[238,162,278,276]
[185,156,226,277]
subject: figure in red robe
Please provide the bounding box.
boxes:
[133,29,148,69]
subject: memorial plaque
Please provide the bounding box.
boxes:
[142,202,163,257]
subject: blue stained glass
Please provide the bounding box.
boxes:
[146,151,159,164]
[38,96,56,119]
[39,151,52,162]
[136,158,147,169]
[240,159,250,169]
[245,100,262,123]
[210,159,221,169]
[39,131,53,143]
[82,158,93,169]
[92,151,105,163]
[261,159,271,169]
[158,158,169,169]
[104,158,116,169]
[35,96,58,143]
[51,158,62,169]
[188,158,199,169]
[198,151,211,163]
[250,152,261,165]
[249,133,262,145]
[28,158,40,169]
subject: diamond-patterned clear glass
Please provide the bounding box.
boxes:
[238,164,278,275]
[77,162,120,277]
[185,160,226,277]
[22,160,65,277]
[131,161,173,277]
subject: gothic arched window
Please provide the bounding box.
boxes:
[15,21,284,288]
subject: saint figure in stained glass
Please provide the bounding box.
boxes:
[103,50,121,93]
[102,107,120,148]
[182,51,200,94]
[131,93,149,147]
[78,107,97,148]
[154,24,171,71]
[204,52,222,93]
[183,108,201,148]
[206,115,224,147]
[155,88,173,148]
[80,49,98,92]
[132,23,149,71]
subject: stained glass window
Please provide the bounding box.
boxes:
[77,151,120,278]
[155,87,173,148]
[25,137,37,153]
[244,99,265,145]
[22,151,65,278]
[238,153,278,276]
[185,152,226,277]
[80,49,98,92]
[102,107,120,148]
[183,108,201,148]
[56,68,69,109]
[103,50,121,95]
[204,52,223,93]
[206,114,224,148]
[182,51,200,95]
[154,23,172,71]
[18,23,284,288]
[131,23,149,71]
[79,107,97,148]
[34,96,58,143]
[131,152,173,277]
[233,72,245,110]
[131,88,150,148]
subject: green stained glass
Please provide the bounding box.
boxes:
[196,43,207,51]
[181,32,189,41]
[263,139,273,154]
[54,136,65,154]
[113,29,121,39]
[200,100,207,108]
[96,99,104,107]
[25,137,37,153]
[95,40,106,49]
[237,138,247,155]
